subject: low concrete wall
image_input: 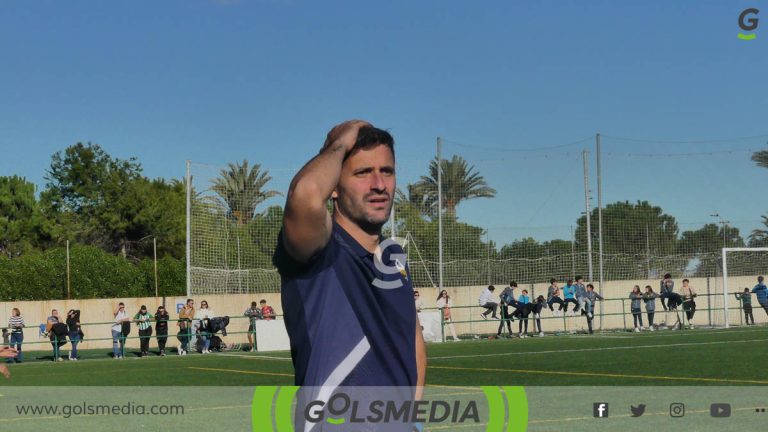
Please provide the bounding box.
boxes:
[0,293,283,351]
[1,275,763,352]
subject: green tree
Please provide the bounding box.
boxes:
[678,223,744,276]
[0,176,50,258]
[748,216,768,247]
[752,147,768,169]
[211,160,282,225]
[575,201,679,280]
[42,142,142,252]
[410,155,496,220]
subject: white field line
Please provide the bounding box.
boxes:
[430,337,768,360]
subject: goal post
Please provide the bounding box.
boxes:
[722,247,768,329]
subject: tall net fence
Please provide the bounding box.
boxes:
[187,133,768,304]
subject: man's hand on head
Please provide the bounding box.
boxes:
[323,120,371,154]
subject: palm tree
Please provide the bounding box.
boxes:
[749,215,768,247]
[410,155,496,219]
[211,160,282,224]
[752,148,768,169]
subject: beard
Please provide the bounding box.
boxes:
[335,191,393,235]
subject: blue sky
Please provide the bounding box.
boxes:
[1,0,766,245]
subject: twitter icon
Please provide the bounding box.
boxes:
[630,404,647,417]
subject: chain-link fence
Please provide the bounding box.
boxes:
[186,134,768,302]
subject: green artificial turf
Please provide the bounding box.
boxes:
[2,326,766,387]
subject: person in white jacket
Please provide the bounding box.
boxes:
[194,300,216,354]
[436,290,459,341]
[478,285,498,320]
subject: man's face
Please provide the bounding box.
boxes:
[334,144,395,232]
[187,300,194,308]
[52,310,58,317]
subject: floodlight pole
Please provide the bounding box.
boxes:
[596,133,604,330]
[437,137,444,291]
[582,150,593,282]
[186,160,192,298]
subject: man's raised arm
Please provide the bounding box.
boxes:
[282,120,369,262]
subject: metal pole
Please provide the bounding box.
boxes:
[437,137,444,291]
[486,231,491,286]
[185,160,192,298]
[722,248,729,328]
[582,150,593,282]
[237,236,242,293]
[646,224,651,278]
[66,240,71,299]
[153,236,158,297]
[570,225,576,278]
[596,133,604,330]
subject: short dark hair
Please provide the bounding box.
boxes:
[510,281,518,287]
[664,273,672,279]
[575,275,583,281]
[260,299,267,304]
[759,276,764,282]
[522,289,528,294]
[566,279,573,285]
[347,126,395,160]
[488,285,495,291]
[251,301,258,307]
[550,278,556,284]
[682,278,689,283]
[587,284,595,289]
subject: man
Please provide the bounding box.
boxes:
[273,120,426,394]
[244,301,263,352]
[752,276,768,317]
[178,299,195,355]
[680,279,697,329]
[111,303,130,359]
[479,285,498,320]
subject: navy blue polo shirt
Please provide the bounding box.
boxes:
[273,221,417,387]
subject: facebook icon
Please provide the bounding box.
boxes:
[593,402,609,418]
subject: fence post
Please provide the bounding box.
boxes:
[706,277,712,327]
[621,299,627,331]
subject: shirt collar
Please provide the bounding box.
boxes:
[333,220,380,258]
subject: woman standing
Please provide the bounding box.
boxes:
[643,286,659,331]
[154,306,169,357]
[66,310,81,361]
[7,308,24,363]
[436,290,459,341]
[194,300,216,354]
[629,286,644,332]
